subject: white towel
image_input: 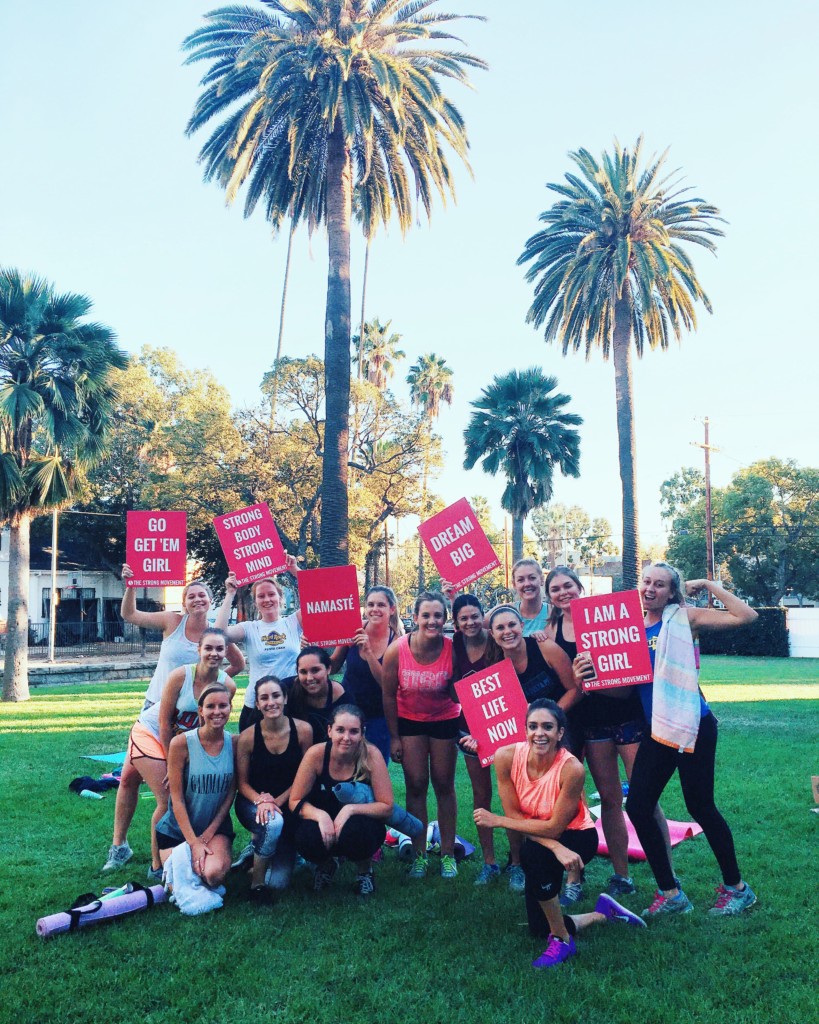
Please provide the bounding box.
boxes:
[163,843,225,916]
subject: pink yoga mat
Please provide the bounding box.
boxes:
[36,885,166,938]
[594,814,703,861]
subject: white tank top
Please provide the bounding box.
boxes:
[139,662,228,739]
[139,615,200,716]
[242,614,302,708]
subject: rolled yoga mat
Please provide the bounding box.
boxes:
[36,884,166,938]
[593,812,703,861]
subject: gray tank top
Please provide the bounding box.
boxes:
[140,615,200,717]
[156,729,234,843]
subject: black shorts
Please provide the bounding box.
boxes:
[156,819,235,851]
[398,716,460,740]
[583,717,645,745]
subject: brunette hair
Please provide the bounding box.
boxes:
[198,627,228,649]
[329,704,371,782]
[511,558,544,584]
[544,566,584,627]
[452,594,483,629]
[413,591,448,622]
[526,698,566,746]
[197,682,232,709]
[254,675,285,707]
[296,646,332,672]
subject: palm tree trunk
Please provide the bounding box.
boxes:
[276,217,296,364]
[613,297,640,590]
[2,512,31,702]
[358,237,370,380]
[512,514,524,562]
[319,118,353,568]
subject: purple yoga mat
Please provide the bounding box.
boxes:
[36,885,166,938]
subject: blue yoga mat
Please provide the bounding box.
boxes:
[81,752,127,765]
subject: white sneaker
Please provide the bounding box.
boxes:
[101,842,133,872]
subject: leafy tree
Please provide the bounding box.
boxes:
[183,1,485,566]
[518,137,724,588]
[463,368,582,562]
[660,466,705,521]
[0,270,127,701]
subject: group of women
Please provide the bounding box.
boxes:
[100,554,758,969]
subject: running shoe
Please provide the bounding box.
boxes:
[313,857,338,892]
[594,893,647,928]
[505,863,526,893]
[474,863,501,886]
[146,865,164,883]
[641,888,693,918]
[532,934,577,968]
[559,881,584,907]
[708,882,757,916]
[231,842,255,870]
[441,854,458,879]
[407,854,428,879]
[101,842,133,872]
[355,871,375,896]
[607,873,636,896]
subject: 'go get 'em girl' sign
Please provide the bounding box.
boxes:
[125,511,187,587]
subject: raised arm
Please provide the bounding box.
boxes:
[329,644,351,674]
[119,564,181,634]
[687,580,759,634]
[380,641,402,763]
[224,642,245,678]
[213,572,248,644]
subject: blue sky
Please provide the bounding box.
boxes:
[1,1,816,549]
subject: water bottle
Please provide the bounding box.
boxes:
[79,789,104,800]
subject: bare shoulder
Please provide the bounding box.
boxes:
[559,754,586,785]
[493,744,517,773]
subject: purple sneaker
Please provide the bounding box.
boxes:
[532,934,577,968]
[595,892,647,928]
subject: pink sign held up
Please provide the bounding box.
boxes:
[298,565,363,648]
[454,658,529,767]
[213,503,287,586]
[125,511,187,587]
[417,497,500,591]
[570,590,653,691]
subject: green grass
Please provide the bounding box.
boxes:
[2,657,818,1024]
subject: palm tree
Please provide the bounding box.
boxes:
[182,1,485,567]
[517,137,723,588]
[353,318,405,390]
[0,269,127,701]
[463,368,582,561]
[408,352,454,587]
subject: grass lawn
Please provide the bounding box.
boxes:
[1,656,817,1024]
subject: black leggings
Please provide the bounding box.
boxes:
[295,815,386,865]
[625,712,741,890]
[520,829,599,938]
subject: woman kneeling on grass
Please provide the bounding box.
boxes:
[475,699,646,969]
[289,705,393,897]
[156,683,237,890]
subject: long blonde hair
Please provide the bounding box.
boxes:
[366,586,405,637]
[331,704,371,782]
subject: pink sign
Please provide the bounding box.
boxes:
[213,503,287,586]
[454,658,529,767]
[298,565,362,648]
[570,590,653,690]
[418,497,500,590]
[126,511,187,587]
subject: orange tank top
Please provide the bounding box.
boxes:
[510,743,593,831]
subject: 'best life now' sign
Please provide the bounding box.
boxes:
[570,590,653,690]
[455,658,529,767]
[213,503,287,586]
[418,498,500,591]
[298,565,363,648]
[125,511,187,587]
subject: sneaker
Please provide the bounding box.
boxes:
[559,881,584,907]
[407,854,428,879]
[146,865,163,883]
[595,893,647,928]
[354,871,375,896]
[231,842,255,870]
[532,934,577,968]
[505,863,526,893]
[708,882,757,916]
[313,858,338,892]
[441,854,458,879]
[474,863,501,886]
[101,842,133,872]
[641,888,693,918]
[607,873,636,896]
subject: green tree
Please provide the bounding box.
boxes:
[353,318,405,390]
[463,368,582,562]
[518,137,724,588]
[660,466,705,522]
[183,1,484,566]
[0,270,127,701]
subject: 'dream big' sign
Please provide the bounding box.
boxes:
[298,565,363,648]
[454,658,529,767]
[126,511,187,587]
[213,503,287,586]
[417,498,500,591]
[570,590,653,691]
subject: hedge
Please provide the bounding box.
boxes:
[698,606,789,657]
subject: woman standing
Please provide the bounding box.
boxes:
[608,563,758,917]
[215,559,302,731]
[476,699,645,969]
[287,647,347,744]
[289,705,393,896]
[101,569,244,876]
[512,558,550,635]
[330,586,404,763]
[235,676,313,896]
[382,592,460,880]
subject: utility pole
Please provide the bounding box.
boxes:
[384,518,390,587]
[504,518,509,589]
[47,510,59,663]
[691,417,720,606]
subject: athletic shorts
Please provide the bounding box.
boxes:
[156,819,235,850]
[397,716,460,740]
[128,722,166,763]
[582,718,645,745]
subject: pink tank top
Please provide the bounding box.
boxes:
[396,634,459,722]
[510,743,593,831]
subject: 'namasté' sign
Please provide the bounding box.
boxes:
[213,503,287,586]
[417,498,500,591]
[454,658,529,766]
[298,565,363,647]
[570,590,653,690]
[125,511,187,587]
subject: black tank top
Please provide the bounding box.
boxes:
[308,740,357,816]
[555,616,578,662]
[516,636,564,703]
[248,716,303,798]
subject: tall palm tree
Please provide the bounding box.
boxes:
[183,1,485,566]
[463,368,582,561]
[408,352,454,587]
[353,318,405,389]
[0,269,127,702]
[518,137,723,588]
